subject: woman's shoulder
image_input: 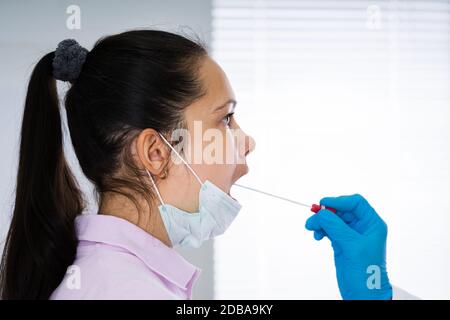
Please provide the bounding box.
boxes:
[50,243,182,300]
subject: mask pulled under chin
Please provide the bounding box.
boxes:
[158,180,242,248]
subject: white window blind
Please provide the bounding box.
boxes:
[212,0,450,299]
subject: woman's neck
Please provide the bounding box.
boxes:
[98,191,172,247]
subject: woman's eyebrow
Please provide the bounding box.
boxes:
[212,98,237,113]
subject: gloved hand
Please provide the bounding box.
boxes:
[305,194,392,300]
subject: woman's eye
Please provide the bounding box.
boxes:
[223,112,234,126]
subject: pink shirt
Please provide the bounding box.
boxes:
[50,214,201,300]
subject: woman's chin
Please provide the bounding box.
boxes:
[228,165,249,201]
[227,192,237,201]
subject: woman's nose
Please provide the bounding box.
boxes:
[244,133,256,156]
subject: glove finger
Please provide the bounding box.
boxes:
[305,213,321,231]
[314,209,361,244]
[314,230,326,241]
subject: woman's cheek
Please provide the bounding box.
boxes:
[224,127,239,164]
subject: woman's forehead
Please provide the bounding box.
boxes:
[199,57,236,106]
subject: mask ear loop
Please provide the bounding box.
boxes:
[158,132,203,186]
[146,169,165,206]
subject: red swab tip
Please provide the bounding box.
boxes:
[311,204,337,213]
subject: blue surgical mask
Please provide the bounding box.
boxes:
[146,133,242,248]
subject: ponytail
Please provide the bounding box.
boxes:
[0,52,84,299]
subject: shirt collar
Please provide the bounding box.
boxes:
[75,213,201,291]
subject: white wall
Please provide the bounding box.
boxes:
[212,0,450,299]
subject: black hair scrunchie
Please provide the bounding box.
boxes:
[52,39,88,81]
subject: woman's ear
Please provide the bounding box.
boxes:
[136,129,170,175]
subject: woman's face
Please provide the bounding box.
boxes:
[158,56,255,213]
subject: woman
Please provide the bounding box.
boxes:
[0,30,413,300]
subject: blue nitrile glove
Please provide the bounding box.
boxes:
[305,194,393,300]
